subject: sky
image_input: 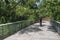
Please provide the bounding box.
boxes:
[36,0,43,6]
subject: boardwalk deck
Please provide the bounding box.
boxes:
[4,21,60,40]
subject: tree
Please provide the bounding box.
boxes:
[0,0,40,23]
[39,0,60,21]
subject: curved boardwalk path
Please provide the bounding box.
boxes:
[4,21,60,40]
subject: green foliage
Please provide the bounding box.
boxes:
[0,0,40,24]
[39,0,60,21]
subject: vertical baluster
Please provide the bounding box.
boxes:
[22,22,23,29]
[21,22,22,30]
[18,23,20,31]
[17,23,19,31]
[1,26,4,40]
[8,25,11,35]
[15,23,17,32]
[22,21,24,29]
[25,21,27,27]
[23,21,24,28]
[19,22,21,30]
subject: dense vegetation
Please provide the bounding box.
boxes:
[0,0,41,24]
[39,0,60,21]
[0,0,60,23]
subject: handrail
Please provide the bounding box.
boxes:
[51,20,60,35]
[0,20,33,26]
[56,21,60,24]
[0,20,35,40]
[51,20,60,25]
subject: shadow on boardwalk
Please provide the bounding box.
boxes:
[19,24,43,34]
[4,21,60,40]
[47,26,57,33]
[19,21,57,35]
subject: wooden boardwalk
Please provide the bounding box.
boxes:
[4,21,60,40]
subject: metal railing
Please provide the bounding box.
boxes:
[51,20,60,35]
[0,20,35,40]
